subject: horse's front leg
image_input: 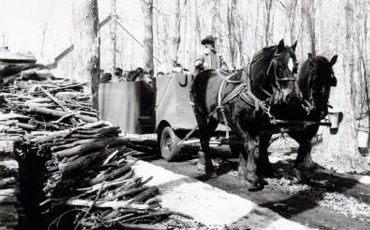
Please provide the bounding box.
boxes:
[294,136,333,187]
[233,124,264,190]
[256,135,274,177]
[239,134,264,190]
[291,135,317,183]
[295,137,316,171]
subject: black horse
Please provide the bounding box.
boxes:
[258,53,338,182]
[190,39,299,190]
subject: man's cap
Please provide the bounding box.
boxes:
[114,67,123,76]
[201,35,217,45]
[114,67,123,73]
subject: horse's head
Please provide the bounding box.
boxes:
[299,53,338,119]
[250,39,299,106]
[268,39,300,105]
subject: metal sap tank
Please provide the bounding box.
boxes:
[155,72,197,130]
[99,81,154,134]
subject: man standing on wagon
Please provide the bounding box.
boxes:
[194,35,228,72]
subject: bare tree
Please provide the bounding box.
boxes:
[31,4,53,60]
[110,0,117,71]
[264,0,275,46]
[227,0,237,67]
[169,0,182,65]
[279,0,298,43]
[302,0,317,55]
[354,0,370,129]
[140,0,154,73]
[194,0,202,66]
[72,0,100,109]
[317,0,370,173]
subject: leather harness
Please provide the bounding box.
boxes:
[208,70,276,139]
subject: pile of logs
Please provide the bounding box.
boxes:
[43,136,169,229]
[0,67,184,229]
[0,138,19,230]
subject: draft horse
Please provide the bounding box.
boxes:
[190,39,299,190]
[258,53,338,183]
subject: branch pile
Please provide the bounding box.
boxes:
[0,67,190,229]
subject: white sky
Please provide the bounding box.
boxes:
[0,0,142,63]
[0,0,72,61]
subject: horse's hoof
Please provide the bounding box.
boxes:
[244,175,265,191]
[299,161,323,173]
[309,178,335,189]
[197,161,216,177]
[205,170,217,178]
[305,164,318,173]
[293,168,310,183]
[197,162,206,172]
[258,167,276,178]
[205,164,215,176]
[246,179,265,191]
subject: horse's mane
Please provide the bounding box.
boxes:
[250,45,277,69]
[298,60,311,93]
[247,45,281,100]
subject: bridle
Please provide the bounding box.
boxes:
[303,62,334,114]
[267,53,297,84]
[265,51,298,103]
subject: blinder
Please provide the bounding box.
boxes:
[267,53,297,90]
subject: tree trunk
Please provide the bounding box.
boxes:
[264,0,274,46]
[227,0,237,67]
[170,0,181,66]
[282,0,298,44]
[72,0,100,109]
[302,0,316,55]
[317,0,370,173]
[140,0,154,73]
[110,0,117,72]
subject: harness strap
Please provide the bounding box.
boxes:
[206,70,277,141]
[216,72,244,139]
[239,90,276,124]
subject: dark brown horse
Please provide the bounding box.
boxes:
[258,53,338,182]
[190,40,299,190]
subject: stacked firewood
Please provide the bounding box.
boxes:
[43,137,169,230]
[0,68,184,229]
[0,137,19,230]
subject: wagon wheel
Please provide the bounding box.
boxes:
[160,126,182,161]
